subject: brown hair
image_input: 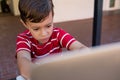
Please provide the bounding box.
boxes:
[19,0,54,23]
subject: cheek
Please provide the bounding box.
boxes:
[48,27,53,34]
[48,29,53,35]
[31,31,40,39]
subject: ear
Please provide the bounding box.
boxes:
[20,19,28,29]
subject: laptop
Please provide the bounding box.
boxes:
[31,42,120,80]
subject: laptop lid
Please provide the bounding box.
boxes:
[31,42,120,80]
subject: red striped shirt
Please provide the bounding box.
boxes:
[16,27,76,59]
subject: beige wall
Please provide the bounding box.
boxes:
[13,0,19,15]
[10,0,120,22]
[103,0,120,11]
[9,0,19,16]
[53,0,94,22]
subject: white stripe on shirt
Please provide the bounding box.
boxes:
[17,41,31,48]
[51,38,57,41]
[17,36,25,40]
[31,41,52,50]
[53,29,59,32]
[66,38,75,49]
[35,46,60,59]
[17,48,31,52]
[57,32,60,37]
[60,33,69,47]
[49,46,60,53]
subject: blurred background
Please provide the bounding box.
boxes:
[0,0,120,79]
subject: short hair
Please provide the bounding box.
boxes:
[19,0,54,23]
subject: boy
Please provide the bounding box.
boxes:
[16,0,87,79]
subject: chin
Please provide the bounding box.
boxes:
[39,39,49,44]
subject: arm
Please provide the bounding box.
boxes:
[57,28,88,51]
[69,41,88,50]
[17,50,35,80]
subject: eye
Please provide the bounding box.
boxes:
[47,24,52,28]
[33,28,39,31]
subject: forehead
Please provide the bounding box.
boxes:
[26,12,53,27]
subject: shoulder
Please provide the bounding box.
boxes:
[17,30,32,40]
[51,27,66,38]
[53,27,65,32]
[53,27,67,35]
[54,27,69,38]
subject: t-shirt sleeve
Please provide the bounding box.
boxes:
[16,34,31,53]
[58,28,76,50]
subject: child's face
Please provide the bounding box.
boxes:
[25,12,54,44]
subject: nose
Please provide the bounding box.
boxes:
[41,28,48,37]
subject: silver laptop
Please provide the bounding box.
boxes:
[31,42,120,80]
